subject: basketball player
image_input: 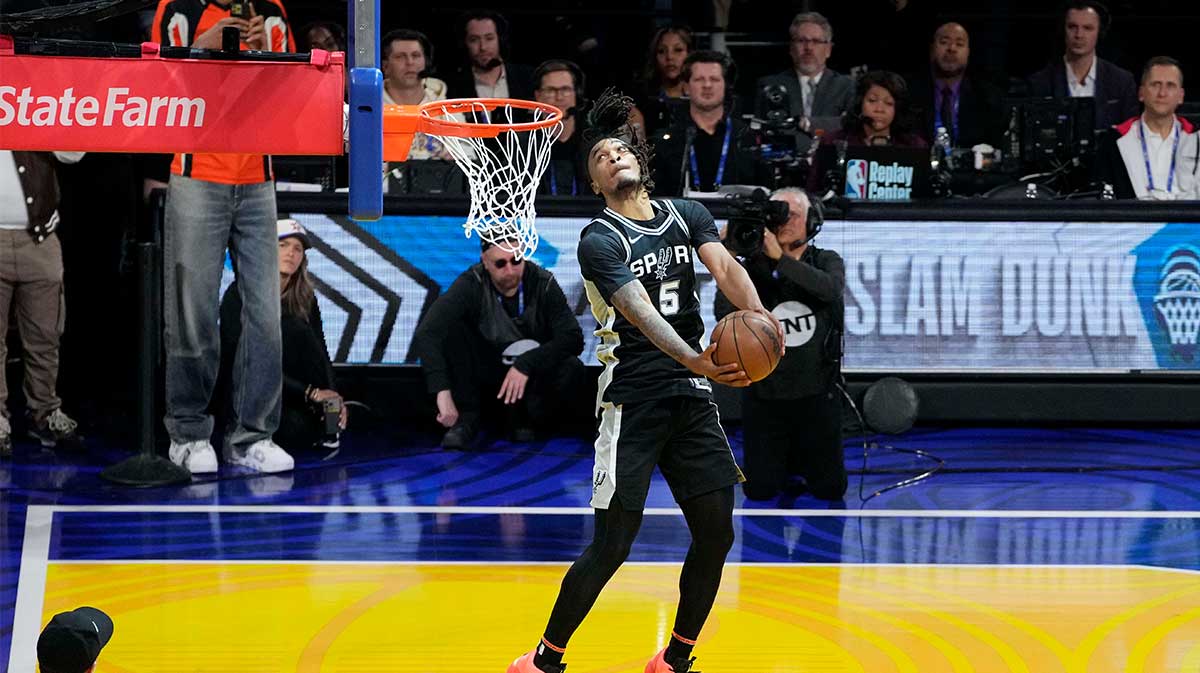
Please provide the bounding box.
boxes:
[508,90,784,673]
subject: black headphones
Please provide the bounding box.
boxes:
[382,28,435,72]
[1063,1,1111,39]
[801,189,824,244]
[533,59,587,103]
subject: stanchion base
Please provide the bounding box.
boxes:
[101,453,192,487]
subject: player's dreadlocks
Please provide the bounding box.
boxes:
[582,88,656,194]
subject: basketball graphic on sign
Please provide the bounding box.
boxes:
[772,300,817,347]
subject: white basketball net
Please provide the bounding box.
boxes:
[424,102,563,260]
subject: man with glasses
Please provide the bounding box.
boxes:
[754,12,854,133]
[533,60,589,195]
[413,239,585,448]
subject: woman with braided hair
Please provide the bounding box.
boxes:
[506,90,783,673]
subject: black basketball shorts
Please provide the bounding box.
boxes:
[590,395,745,510]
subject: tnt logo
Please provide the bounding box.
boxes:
[1154,248,1200,363]
[772,300,816,347]
[845,160,868,199]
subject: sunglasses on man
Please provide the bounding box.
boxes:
[492,257,525,269]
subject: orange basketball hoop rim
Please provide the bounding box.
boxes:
[382,98,564,162]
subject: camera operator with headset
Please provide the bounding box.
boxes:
[715,188,847,501]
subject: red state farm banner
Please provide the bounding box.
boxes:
[0,41,344,155]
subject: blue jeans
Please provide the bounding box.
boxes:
[163,175,281,450]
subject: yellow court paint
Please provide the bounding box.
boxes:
[40,563,1200,673]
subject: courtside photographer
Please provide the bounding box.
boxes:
[716,187,847,501]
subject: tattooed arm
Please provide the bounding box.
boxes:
[610,280,749,387]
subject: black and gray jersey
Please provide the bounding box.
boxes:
[577,198,722,406]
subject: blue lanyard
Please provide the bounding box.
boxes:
[1139,120,1180,193]
[934,87,959,143]
[549,167,577,196]
[689,118,732,191]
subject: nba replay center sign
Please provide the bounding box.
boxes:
[845,160,914,199]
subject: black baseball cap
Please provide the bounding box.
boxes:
[37,607,113,673]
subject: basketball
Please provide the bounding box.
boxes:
[711,310,782,382]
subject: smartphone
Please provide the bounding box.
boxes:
[229,0,252,19]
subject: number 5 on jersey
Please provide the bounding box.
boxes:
[659,280,680,315]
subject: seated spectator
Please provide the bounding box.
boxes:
[651,51,759,196]
[754,12,854,134]
[38,606,113,673]
[909,22,1004,148]
[220,220,346,457]
[808,71,926,193]
[1097,57,1194,200]
[534,60,589,196]
[300,21,345,53]
[0,150,86,457]
[823,71,927,148]
[446,10,535,102]
[412,238,585,449]
[382,29,454,161]
[638,25,692,135]
[1026,1,1138,130]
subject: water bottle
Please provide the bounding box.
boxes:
[933,126,952,171]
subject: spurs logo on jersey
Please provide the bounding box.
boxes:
[577,198,724,406]
[629,245,692,279]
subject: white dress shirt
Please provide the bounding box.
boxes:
[474,65,510,99]
[1117,117,1183,200]
[1066,56,1097,98]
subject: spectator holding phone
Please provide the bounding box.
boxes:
[219,220,346,458]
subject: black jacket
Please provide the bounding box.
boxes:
[650,115,760,197]
[715,245,845,399]
[445,61,536,102]
[412,260,583,394]
[1026,57,1139,131]
[909,73,1006,148]
[220,282,335,406]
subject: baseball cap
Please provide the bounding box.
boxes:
[277,218,311,249]
[37,606,114,673]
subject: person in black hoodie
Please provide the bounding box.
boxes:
[220,220,344,458]
[412,238,585,448]
[715,187,847,501]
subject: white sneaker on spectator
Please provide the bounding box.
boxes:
[169,440,218,474]
[230,439,294,473]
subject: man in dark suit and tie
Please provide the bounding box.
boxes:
[1026,1,1137,130]
[754,12,854,152]
[909,22,1004,148]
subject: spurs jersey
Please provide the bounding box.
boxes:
[578,198,722,406]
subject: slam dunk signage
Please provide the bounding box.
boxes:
[271,214,1199,372]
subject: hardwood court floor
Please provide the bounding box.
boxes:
[39,561,1200,672]
[7,426,1200,672]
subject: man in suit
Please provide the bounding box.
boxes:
[909,22,1004,148]
[754,12,854,153]
[1026,1,1138,130]
[445,9,535,102]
